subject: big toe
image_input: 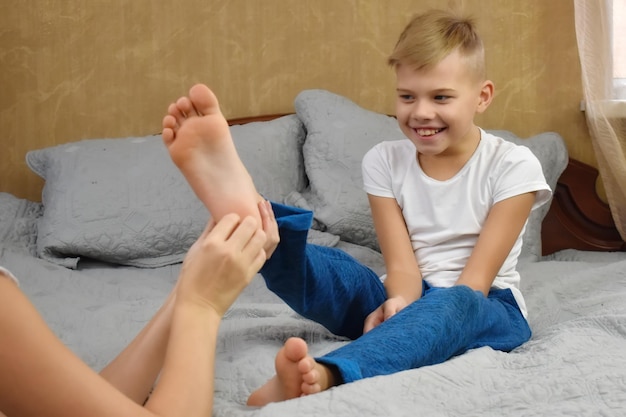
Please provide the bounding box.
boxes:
[283,337,309,362]
[188,83,221,116]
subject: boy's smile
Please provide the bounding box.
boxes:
[415,127,446,137]
[394,49,493,171]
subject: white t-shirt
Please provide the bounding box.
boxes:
[362,129,552,317]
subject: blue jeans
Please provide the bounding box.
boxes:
[260,203,532,384]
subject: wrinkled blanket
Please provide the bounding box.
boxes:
[2,195,626,416]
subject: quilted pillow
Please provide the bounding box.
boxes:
[487,130,568,261]
[295,89,406,249]
[26,115,306,268]
[294,89,568,261]
[0,192,43,256]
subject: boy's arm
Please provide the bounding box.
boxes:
[456,192,536,295]
[364,194,423,331]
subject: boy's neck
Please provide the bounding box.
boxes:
[417,126,481,181]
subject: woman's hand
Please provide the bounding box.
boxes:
[258,200,279,259]
[176,214,267,316]
[363,296,409,333]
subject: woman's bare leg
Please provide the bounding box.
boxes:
[247,337,337,406]
[162,84,263,224]
[98,286,177,404]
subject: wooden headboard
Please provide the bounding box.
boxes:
[541,159,626,255]
[228,115,626,256]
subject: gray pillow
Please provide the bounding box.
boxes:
[295,89,406,249]
[0,192,43,256]
[294,89,568,261]
[26,115,306,268]
[487,130,568,261]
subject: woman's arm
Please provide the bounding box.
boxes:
[144,215,266,417]
[98,200,278,405]
[0,214,266,417]
[363,194,423,332]
[456,192,536,294]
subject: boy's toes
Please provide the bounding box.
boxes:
[162,129,174,146]
[301,381,321,395]
[301,367,318,384]
[162,115,177,145]
[175,96,197,117]
[162,113,176,130]
[188,83,221,116]
[167,103,185,126]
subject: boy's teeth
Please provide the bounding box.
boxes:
[417,128,441,136]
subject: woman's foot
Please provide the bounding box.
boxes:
[162,84,263,223]
[247,337,336,406]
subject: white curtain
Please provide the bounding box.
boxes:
[574,0,626,240]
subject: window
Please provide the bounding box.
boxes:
[612,0,626,99]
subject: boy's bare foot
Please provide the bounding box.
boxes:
[247,337,336,406]
[162,84,263,224]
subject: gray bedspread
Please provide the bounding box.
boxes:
[2,195,626,416]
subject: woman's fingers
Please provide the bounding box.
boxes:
[258,200,279,258]
[177,214,268,316]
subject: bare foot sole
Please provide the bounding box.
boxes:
[247,337,333,406]
[162,84,263,223]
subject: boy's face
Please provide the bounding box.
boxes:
[394,49,493,161]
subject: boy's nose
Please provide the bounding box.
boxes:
[411,100,434,121]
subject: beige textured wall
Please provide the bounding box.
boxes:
[1,0,593,202]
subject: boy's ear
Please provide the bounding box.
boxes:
[476,80,494,113]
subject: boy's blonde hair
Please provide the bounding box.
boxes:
[388,9,486,80]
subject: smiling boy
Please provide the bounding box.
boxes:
[247,9,551,404]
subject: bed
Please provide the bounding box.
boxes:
[1,89,625,416]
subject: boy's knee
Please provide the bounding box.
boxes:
[429,284,481,301]
[422,285,484,317]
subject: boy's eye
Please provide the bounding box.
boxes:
[399,94,414,101]
[434,95,449,101]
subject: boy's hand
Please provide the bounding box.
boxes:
[363,296,409,333]
[259,200,279,259]
[177,214,267,316]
